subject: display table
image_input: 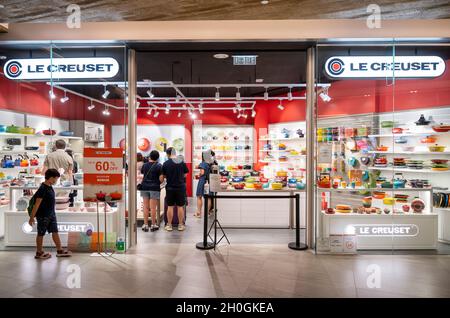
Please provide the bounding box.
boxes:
[0,205,7,238]
[4,210,118,247]
[320,212,438,250]
[436,207,450,243]
[216,189,302,228]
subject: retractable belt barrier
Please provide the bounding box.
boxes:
[195,193,308,251]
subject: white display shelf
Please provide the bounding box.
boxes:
[435,207,450,211]
[10,185,84,190]
[259,149,305,153]
[259,160,300,164]
[259,137,305,141]
[0,166,34,170]
[0,132,82,140]
[202,150,252,152]
[368,132,448,138]
[321,211,437,217]
[368,151,450,155]
[318,187,432,193]
[368,166,450,173]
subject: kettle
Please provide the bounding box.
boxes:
[2,155,14,168]
[20,154,29,167]
[14,155,23,167]
[393,173,406,189]
[30,154,39,166]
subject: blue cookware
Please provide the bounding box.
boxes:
[0,125,6,133]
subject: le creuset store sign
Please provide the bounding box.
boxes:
[22,221,95,234]
[325,56,445,78]
[4,57,119,80]
[350,224,419,237]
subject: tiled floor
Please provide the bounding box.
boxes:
[0,208,449,298]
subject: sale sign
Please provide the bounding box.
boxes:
[83,148,123,202]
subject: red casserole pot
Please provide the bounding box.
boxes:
[432,124,450,133]
[43,129,57,136]
[392,127,404,134]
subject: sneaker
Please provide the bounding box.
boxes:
[153,224,160,231]
[164,224,173,232]
[178,224,186,231]
[142,224,149,232]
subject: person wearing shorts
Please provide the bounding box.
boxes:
[140,150,162,232]
[161,147,189,232]
[28,169,71,259]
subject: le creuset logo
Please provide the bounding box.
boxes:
[22,222,95,234]
[4,57,119,80]
[325,56,445,78]
[350,224,419,237]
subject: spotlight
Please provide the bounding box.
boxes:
[154,111,160,118]
[146,89,154,98]
[147,109,153,115]
[102,107,110,116]
[251,110,256,118]
[242,113,248,119]
[264,88,269,101]
[182,104,187,109]
[277,101,284,110]
[233,107,237,114]
[319,92,331,102]
[60,91,69,103]
[165,104,170,114]
[177,112,182,118]
[237,112,242,119]
[87,103,95,111]
[288,87,293,101]
[49,90,56,99]
[102,86,110,99]
[261,0,269,4]
[215,88,220,101]
[136,101,140,108]
[175,95,180,102]
[236,88,241,100]
[190,112,197,119]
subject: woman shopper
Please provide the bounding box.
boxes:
[140,150,162,232]
[194,151,213,218]
[136,152,145,185]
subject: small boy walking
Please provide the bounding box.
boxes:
[28,168,72,259]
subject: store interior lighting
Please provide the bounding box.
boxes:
[165,104,170,114]
[49,90,56,99]
[102,85,110,99]
[277,100,284,110]
[102,106,110,116]
[87,101,95,110]
[215,88,220,101]
[153,110,160,118]
[319,87,332,102]
[264,87,269,101]
[146,89,154,98]
[236,87,241,100]
[288,87,293,101]
[60,91,69,103]
[190,112,197,119]
[251,110,256,118]
[177,112,182,118]
[147,109,153,115]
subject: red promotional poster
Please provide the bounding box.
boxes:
[83,148,123,202]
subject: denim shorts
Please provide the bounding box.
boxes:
[141,191,160,200]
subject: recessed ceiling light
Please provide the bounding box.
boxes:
[213,53,229,59]
[255,78,264,83]
[0,56,7,60]
[261,0,269,4]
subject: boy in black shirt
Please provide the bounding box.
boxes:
[29,169,72,259]
[161,147,189,231]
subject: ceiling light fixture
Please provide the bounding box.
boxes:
[102,85,110,99]
[237,112,242,119]
[136,101,140,108]
[190,112,197,120]
[60,91,69,103]
[177,112,182,118]
[87,101,95,111]
[49,90,56,99]
[319,90,331,102]
[102,106,110,116]
[175,95,180,102]
[236,87,241,101]
[165,104,170,114]
[0,55,7,60]
[215,87,220,101]
[147,109,153,115]
[182,104,187,109]
[264,87,269,101]
[277,100,284,110]
[233,107,237,114]
[154,111,160,118]
[251,110,256,118]
[288,87,293,101]
[255,78,264,83]
[213,53,229,59]
[261,0,269,4]
[242,112,248,119]
[146,89,154,98]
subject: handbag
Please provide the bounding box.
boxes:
[137,162,157,191]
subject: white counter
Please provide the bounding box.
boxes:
[0,205,7,238]
[319,212,438,250]
[4,210,118,247]
[436,207,450,243]
[216,189,303,228]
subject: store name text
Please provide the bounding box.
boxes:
[351,224,419,237]
[4,58,119,80]
[325,56,445,78]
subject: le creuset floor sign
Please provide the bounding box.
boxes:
[325,56,445,78]
[4,57,119,80]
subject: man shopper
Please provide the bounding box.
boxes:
[28,169,72,259]
[43,139,74,183]
[161,147,189,231]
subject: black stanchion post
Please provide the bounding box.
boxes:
[289,193,308,250]
[196,194,214,250]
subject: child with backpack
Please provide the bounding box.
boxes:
[28,168,72,259]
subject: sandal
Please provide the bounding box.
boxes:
[193,212,201,218]
[56,249,72,257]
[35,251,51,259]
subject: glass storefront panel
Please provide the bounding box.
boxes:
[0,42,128,252]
